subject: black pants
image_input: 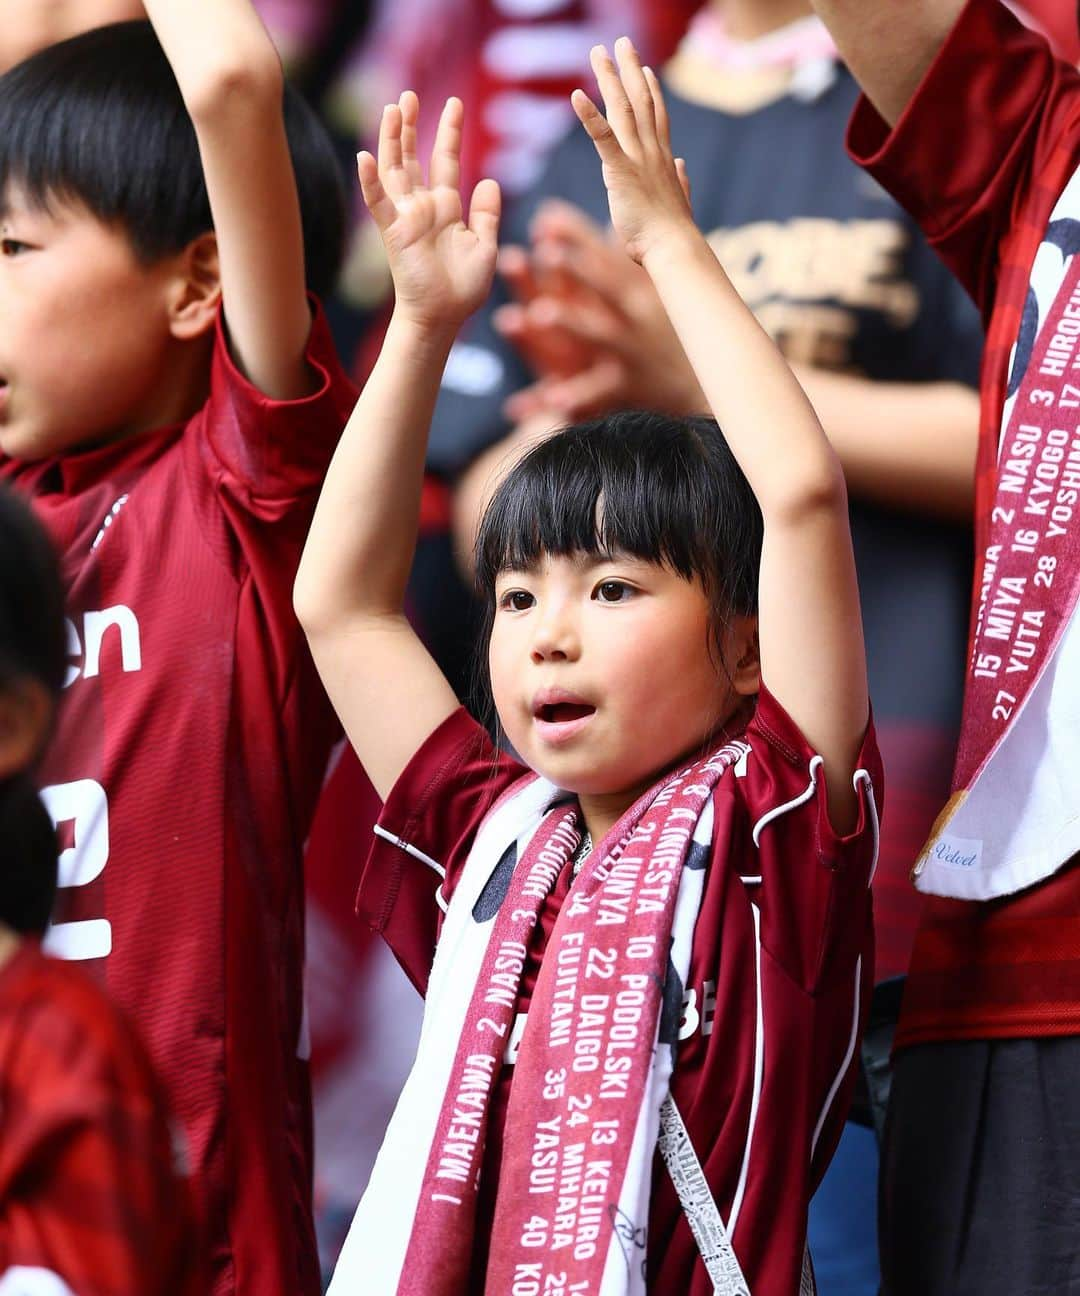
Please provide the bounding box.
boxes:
[880,1036,1080,1295]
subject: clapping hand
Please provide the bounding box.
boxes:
[358,92,501,328]
[497,201,706,423]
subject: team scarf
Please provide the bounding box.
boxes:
[915,178,1080,899]
[329,737,756,1296]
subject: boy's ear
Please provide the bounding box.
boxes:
[730,618,761,697]
[0,678,52,780]
[167,232,222,341]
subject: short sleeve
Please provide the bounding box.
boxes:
[740,687,883,992]
[846,0,1080,317]
[192,297,358,512]
[356,709,526,992]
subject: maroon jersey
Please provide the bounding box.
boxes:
[0,940,198,1295]
[358,687,882,1293]
[848,0,1080,1049]
[0,307,357,1295]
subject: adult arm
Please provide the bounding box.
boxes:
[794,368,977,517]
[808,0,964,126]
[295,94,501,799]
[142,0,312,399]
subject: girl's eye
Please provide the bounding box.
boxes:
[499,589,535,612]
[0,238,29,257]
[594,580,633,603]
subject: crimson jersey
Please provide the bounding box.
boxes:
[0,307,357,1295]
[358,688,882,1293]
[848,0,1080,1049]
[0,940,197,1295]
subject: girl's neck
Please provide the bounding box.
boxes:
[712,0,815,42]
[577,791,637,849]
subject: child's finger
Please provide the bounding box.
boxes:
[571,88,624,169]
[398,90,424,188]
[588,45,638,151]
[613,37,657,143]
[377,103,406,190]
[430,97,464,192]
[675,157,692,208]
[642,66,671,152]
[356,151,398,232]
[468,177,502,247]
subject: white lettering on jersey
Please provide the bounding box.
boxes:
[64,605,142,688]
[40,779,112,961]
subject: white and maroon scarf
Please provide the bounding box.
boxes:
[329,738,757,1296]
[915,170,1080,900]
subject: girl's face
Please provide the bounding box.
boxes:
[489,551,759,835]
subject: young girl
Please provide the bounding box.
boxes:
[0,485,198,1294]
[296,41,881,1296]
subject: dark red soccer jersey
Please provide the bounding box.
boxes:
[357,687,882,1293]
[0,306,357,1295]
[0,940,198,1295]
[848,0,1080,1049]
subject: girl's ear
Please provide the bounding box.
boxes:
[730,618,761,697]
[0,678,52,780]
[167,232,222,340]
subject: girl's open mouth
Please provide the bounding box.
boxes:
[538,701,595,723]
[532,695,597,746]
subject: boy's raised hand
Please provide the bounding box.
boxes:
[359,93,501,329]
[572,39,693,266]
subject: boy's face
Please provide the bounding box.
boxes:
[0,185,186,460]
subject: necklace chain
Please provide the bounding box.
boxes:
[571,830,593,877]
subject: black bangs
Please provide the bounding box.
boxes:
[0,22,210,263]
[474,410,763,619]
[0,21,346,294]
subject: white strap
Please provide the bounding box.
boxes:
[658,1096,751,1295]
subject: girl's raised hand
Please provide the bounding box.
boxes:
[572,39,693,266]
[358,93,501,328]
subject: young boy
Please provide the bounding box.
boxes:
[0,484,197,1295]
[0,8,356,1294]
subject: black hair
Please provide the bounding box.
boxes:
[474,410,763,702]
[0,20,346,296]
[0,487,66,936]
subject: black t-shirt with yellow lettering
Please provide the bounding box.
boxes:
[427,64,984,979]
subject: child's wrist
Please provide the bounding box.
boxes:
[640,222,707,276]
[389,305,463,347]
